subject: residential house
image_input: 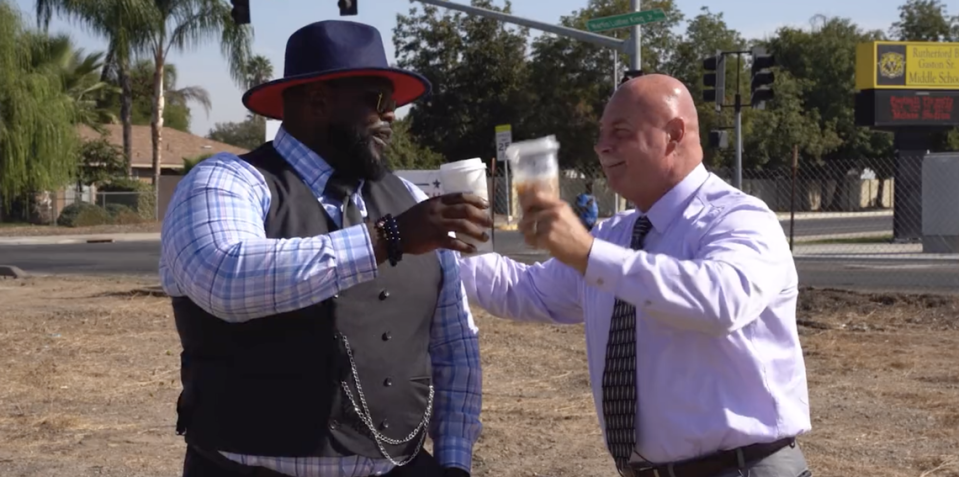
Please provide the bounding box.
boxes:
[78,124,250,218]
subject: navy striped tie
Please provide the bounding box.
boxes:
[602,215,652,472]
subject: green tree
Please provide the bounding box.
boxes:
[77,136,126,186]
[386,117,444,170]
[890,0,956,41]
[522,0,683,172]
[761,16,892,161]
[394,0,530,163]
[207,114,264,150]
[0,0,79,207]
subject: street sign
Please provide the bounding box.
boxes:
[495,124,512,162]
[586,9,666,33]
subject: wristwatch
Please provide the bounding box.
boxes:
[375,214,402,267]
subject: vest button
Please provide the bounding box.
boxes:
[384,377,392,387]
[380,419,389,429]
[333,293,339,299]
[379,289,390,300]
[382,331,391,341]
[329,419,339,430]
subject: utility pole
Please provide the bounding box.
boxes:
[629,0,642,72]
[734,53,743,190]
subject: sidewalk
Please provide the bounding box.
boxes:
[792,242,959,260]
[0,232,160,246]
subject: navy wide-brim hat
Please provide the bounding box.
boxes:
[242,20,432,120]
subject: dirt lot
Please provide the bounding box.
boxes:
[1,276,957,477]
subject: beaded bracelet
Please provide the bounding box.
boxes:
[376,214,402,267]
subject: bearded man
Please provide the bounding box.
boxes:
[160,20,490,477]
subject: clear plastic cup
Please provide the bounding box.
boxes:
[439,158,493,255]
[505,135,560,213]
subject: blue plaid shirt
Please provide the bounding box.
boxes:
[159,126,482,477]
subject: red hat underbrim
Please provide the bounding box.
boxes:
[241,68,430,120]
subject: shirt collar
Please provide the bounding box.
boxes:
[643,163,709,232]
[272,125,346,198]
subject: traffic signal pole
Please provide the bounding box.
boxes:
[411,0,639,77]
[703,48,775,191]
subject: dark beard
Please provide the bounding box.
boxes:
[325,121,390,182]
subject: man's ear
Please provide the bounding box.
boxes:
[664,117,686,155]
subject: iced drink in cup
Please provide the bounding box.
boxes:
[439,158,494,255]
[505,135,560,214]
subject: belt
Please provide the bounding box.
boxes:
[624,438,795,477]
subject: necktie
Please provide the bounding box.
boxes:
[601,215,653,472]
[325,173,364,227]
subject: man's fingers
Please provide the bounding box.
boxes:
[439,235,477,254]
[443,219,489,242]
[440,192,489,209]
[441,204,494,227]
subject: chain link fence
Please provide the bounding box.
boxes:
[486,154,959,293]
[0,187,158,227]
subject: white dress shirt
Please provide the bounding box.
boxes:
[459,163,811,464]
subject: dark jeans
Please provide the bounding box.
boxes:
[183,446,446,477]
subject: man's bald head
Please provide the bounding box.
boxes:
[594,74,703,211]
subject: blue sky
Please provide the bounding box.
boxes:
[13,0,904,136]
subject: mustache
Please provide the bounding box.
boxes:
[369,121,392,143]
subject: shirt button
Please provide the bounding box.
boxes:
[379,289,390,300]
[383,377,392,387]
[382,331,391,341]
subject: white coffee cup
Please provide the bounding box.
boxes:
[439,158,494,255]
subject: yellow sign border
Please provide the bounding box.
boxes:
[855,41,959,91]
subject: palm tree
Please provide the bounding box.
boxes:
[137,0,253,189]
[244,54,273,89]
[35,0,154,177]
[128,58,211,129]
[24,31,119,129]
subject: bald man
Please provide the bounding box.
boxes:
[458,74,811,477]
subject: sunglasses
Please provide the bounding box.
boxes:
[365,91,396,114]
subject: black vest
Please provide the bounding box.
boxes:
[172,142,442,459]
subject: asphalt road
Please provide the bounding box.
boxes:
[778,214,891,237]
[2,227,956,294]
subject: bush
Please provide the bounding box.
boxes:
[57,202,110,227]
[98,178,156,221]
[105,203,143,224]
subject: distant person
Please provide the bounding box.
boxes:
[160,20,490,477]
[575,183,599,230]
[460,74,811,477]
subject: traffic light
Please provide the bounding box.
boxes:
[750,47,775,109]
[702,51,725,112]
[708,130,728,149]
[230,0,250,25]
[338,0,357,15]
